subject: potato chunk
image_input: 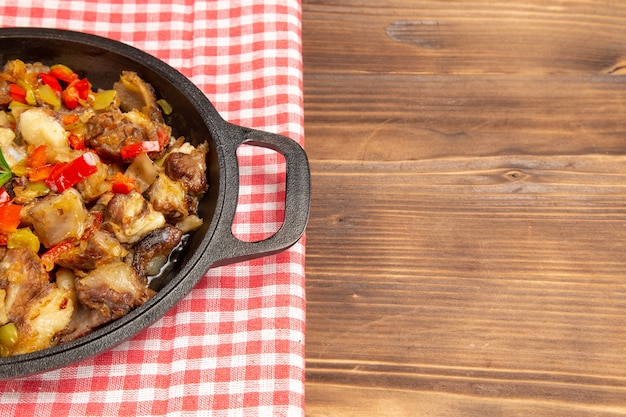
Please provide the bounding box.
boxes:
[18,108,69,149]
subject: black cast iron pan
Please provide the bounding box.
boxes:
[0,27,310,378]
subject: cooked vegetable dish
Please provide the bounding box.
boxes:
[0,60,208,356]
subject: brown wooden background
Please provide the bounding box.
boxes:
[303,1,626,415]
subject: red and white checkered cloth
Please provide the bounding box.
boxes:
[0,1,305,416]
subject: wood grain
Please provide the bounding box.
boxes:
[304,74,626,161]
[303,1,626,76]
[303,1,626,415]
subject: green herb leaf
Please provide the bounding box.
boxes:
[0,148,13,188]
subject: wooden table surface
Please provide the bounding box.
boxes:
[302,1,626,415]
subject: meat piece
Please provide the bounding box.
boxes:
[113,71,163,123]
[163,142,208,195]
[0,249,74,355]
[9,284,74,356]
[0,248,49,324]
[75,261,154,320]
[55,302,110,344]
[53,265,105,343]
[56,229,128,271]
[22,188,89,248]
[132,225,182,278]
[0,81,10,106]
[90,192,114,218]
[2,60,49,82]
[83,109,149,161]
[146,174,189,221]
[83,109,170,162]
[83,71,173,163]
[103,190,165,244]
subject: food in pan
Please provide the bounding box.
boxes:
[0,59,208,356]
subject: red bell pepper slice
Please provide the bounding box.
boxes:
[41,240,73,271]
[61,85,80,110]
[0,204,22,234]
[45,152,98,193]
[61,78,90,109]
[49,64,78,84]
[38,73,62,94]
[47,162,66,180]
[74,79,91,100]
[120,141,161,161]
[9,84,26,104]
[110,172,136,194]
[81,213,103,242]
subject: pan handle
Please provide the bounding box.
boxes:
[208,124,310,266]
